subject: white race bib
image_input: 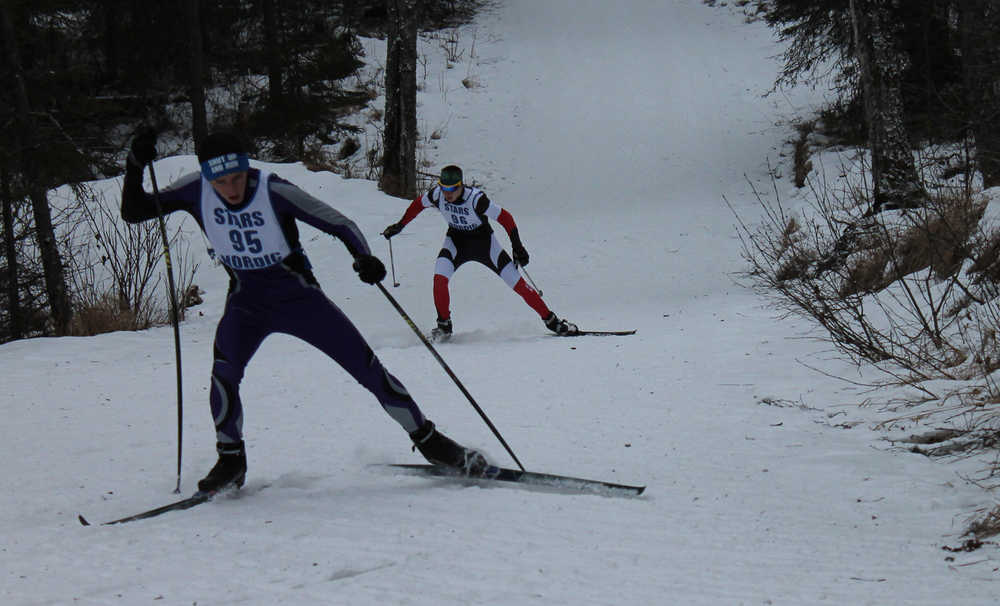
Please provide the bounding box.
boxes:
[201,171,292,270]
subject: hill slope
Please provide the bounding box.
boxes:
[1,2,996,604]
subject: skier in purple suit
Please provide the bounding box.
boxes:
[121,129,487,492]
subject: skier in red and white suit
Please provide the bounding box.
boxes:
[383,165,577,339]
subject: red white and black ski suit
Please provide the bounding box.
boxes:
[392,184,550,322]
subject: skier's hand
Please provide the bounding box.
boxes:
[382,222,403,239]
[353,254,386,284]
[512,242,529,267]
[128,127,158,168]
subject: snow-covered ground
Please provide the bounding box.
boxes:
[2,1,997,604]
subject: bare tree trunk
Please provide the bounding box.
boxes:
[1,169,22,340]
[0,3,71,334]
[380,0,419,199]
[959,0,1000,188]
[185,0,208,143]
[261,0,284,113]
[849,0,925,211]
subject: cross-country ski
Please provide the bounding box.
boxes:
[386,463,645,497]
[78,492,212,526]
[565,329,636,337]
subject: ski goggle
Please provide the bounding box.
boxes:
[438,181,462,192]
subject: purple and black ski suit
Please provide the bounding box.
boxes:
[121,166,426,446]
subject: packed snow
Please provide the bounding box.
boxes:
[2,1,997,604]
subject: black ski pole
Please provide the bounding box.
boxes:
[519,265,542,297]
[375,282,525,471]
[147,162,184,494]
[388,238,400,287]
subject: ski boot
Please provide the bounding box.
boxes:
[409,420,487,476]
[197,441,247,493]
[544,312,579,336]
[430,317,453,342]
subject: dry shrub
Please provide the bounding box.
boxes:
[780,216,801,250]
[893,194,982,280]
[832,193,983,297]
[840,252,887,296]
[967,506,1000,540]
[734,162,994,379]
[62,183,199,337]
[70,292,153,336]
[301,143,339,173]
[735,144,1000,547]
[775,248,815,282]
[968,230,1000,285]
[793,121,815,188]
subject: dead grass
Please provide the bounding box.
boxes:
[793,121,815,188]
[966,505,1000,541]
[69,292,159,336]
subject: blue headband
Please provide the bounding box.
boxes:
[201,153,250,180]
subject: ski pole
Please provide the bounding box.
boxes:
[388,238,399,287]
[519,265,542,297]
[148,161,184,494]
[375,282,525,471]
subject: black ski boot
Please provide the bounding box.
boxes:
[430,317,453,342]
[544,312,578,336]
[197,441,247,493]
[409,420,487,476]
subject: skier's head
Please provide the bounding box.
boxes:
[198,131,250,178]
[198,131,251,206]
[438,165,463,202]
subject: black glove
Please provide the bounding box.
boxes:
[382,222,404,239]
[353,254,386,284]
[128,128,158,167]
[512,242,529,267]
